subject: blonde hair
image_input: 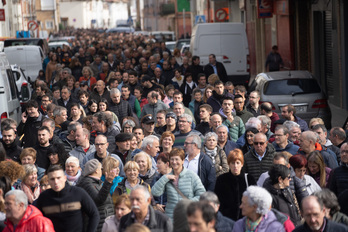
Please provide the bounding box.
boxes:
[124,161,140,172]
[22,164,38,183]
[102,156,120,175]
[134,152,152,171]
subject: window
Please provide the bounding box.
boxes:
[41,0,55,10]
[46,20,54,29]
[263,79,321,95]
[6,69,18,100]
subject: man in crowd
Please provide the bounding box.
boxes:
[134,127,145,149]
[281,104,309,131]
[35,165,99,232]
[204,54,227,82]
[1,126,22,163]
[114,132,133,163]
[70,127,96,167]
[186,56,204,83]
[184,134,216,191]
[119,186,172,232]
[53,106,69,135]
[141,75,159,98]
[141,91,168,119]
[329,127,348,148]
[174,114,202,149]
[216,125,239,157]
[187,201,217,232]
[170,91,195,121]
[257,115,273,140]
[60,121,82,153]
[154,110,167,134]
[109,88,133,123]
[121,84,141,118]
[140,135,160,170]
[260,102,280,132]
[34,126,53,170]
[329,142,348,196]
[89,80,111,103]
[57,86,77,118]
[207,80,231,113]
[246,91,261,117]
[141,115,158,137]
[272,125,299,155]
[234,94,253,124]
[195,104,213,135]
[39,94,53,116]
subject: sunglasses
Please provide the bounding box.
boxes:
[253,142,265,145]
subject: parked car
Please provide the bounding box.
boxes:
[176,39,190,50]
[180,44,190,56]
[48,41,70,51]
[165,41,176,53]
[11,64,32,106]
[249,70,332,128]
[4,38,49,56]
[151,31,175,42]
[106,27,135,33]
[0,53,21,122]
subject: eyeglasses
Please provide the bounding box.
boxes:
[253,142,265,145]
[341,150,348,154]
[274,134,285,137]
[179,120,188,123]
[95,143,107,146]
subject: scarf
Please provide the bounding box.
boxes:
[205,147,218,164]
[66,169,82,186]
[245,215,264,232]
[20,181,40,204]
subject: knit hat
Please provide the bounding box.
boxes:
[166,111,177,121]
[116,133,133,142]
[82,159,100,177]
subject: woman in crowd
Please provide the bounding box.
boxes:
[79,66,96,90]
[152,148,206,220]
[309,117,325,129]
[232,186,288,232]
[151,153,172,213]
[19,164,40,204]
[102,194,131,232]
[129,134,138,154]
[214,149,256,221]
[46,53,58,84]
[0,176,11,230]
[203,86,214,103]
[39,175,51,191]
[66,75,78,100]
[241,128,259,154]
[160,131,175,154]
[87,99,98,115]
[180,73,197,107]
[47,143,69,169]
[164,84,175,105]
[70,103,84,122]
[19,148,45,181]
[307,150,331,188]
[313,189,348,226]
[134,152,157,185]
[69,57,83,80]
[114,161,151,200]
[101,156,123,197]
[122,119,136,134]
[289,154,321,194]
[77,159,116,232]
[172,68,184,88]
[203,132,229,177]
[264,164,301,226]
[98,98,109,112]
[65,156,82,186]
[173,48,183,65]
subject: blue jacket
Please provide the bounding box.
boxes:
[272,141,300,155]
[294,115,309,132]
[222,140,240,157]
[216,211,235,232]
[197,152,216,191]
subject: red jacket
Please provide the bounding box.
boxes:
[3,205,55,232]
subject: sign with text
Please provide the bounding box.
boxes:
[257,0,273,18]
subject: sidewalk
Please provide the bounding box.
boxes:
[329,102,348,128]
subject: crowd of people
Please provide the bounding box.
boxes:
[0,30,347,232]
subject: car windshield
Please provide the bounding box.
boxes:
[263,79,321,95]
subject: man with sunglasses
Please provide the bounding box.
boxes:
[243,133,276,181]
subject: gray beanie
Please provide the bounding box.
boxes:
[82,159,100,177]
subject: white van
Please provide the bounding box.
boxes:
[190,23,250,85]
[4,45,44,81]
[0,53,21,123]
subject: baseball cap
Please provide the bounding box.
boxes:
[166,112,177,121]
[141,115,155,124]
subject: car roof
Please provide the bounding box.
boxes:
[257,70,314,81]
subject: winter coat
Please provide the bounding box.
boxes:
[89,88,111,104]
[108,99,132,123]
[329,164,348,196]
[272,140,300,155]
[3,205,55,232]
[202,146,229,177]
[293,218,348,232]
[77,176,114,232]
[119,205,173,232]
[113,177,151,204]
[220,110,245,142]
[215,171,256,221]
[17,112,44,148]
[139,168,158,185]
[90,126,120,154]
[204,62,228,83]
[69,145,96,167]
[152,168,206,219]
[196,152,216,191]
[271,208,295,232]
[232,210,285,232]
[235,107,254,124]
[57,97,78,118]
[243,143,276,181]
[101,215,119,232]
[1,139,22,163]
[140,101,169,120]
[215,211,235,232]
[180,82,197,107]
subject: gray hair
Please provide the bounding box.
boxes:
[22,164,38,183]
[174,102,184,108]
[53,106,67,117]
[302,131,317,143]
[141,135,159,150]
[110,88,121,95]
[257,115,271,129]
[62,67,72,74]
[188,134,202,149]
[67,121,82,133]
[245,117,262,130]
[65,156,80,167]
[42,118,55,129]
[216,125,228,133]
[199,191,220,205]
[179,113,193,124]
[204,132,218,144]
[5,190,28,209]
[243,186,272,215]
[132,185,151,200]
[283,121,300,131]
[122,119,136,128]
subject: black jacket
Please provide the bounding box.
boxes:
[204,61,228,82]
[57,97,78,117]
[293,217,348,232]
[329,164,348,196]
[108,99,132,123]
[17,112,44,148]
[90,126,120,153]
[89,88,111,103]
[34,183,99,232]
[119,205,173,232]
[215,171,256,221]
[215,211,235,232]
[186,64,204,83]
[77,176,114,232]
[34,144,52,170]
[1,139,22,163]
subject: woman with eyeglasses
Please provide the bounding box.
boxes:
[264,164,302,226]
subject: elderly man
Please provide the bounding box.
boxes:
[57,86,77,117]
[3,190,55,231]
[140,115,158,137]
[89,80,111,103]
[209,113,223,133]
[109,88,132,123]
[243,133,276,181]
[272,125,299,155]
[199,192,235,232]
[257,115,273,140]
[298,131,338,169]
[90,112,120,153]
[246,91,261,117]
[293,195,348,232]
[329,142,348,196]
[119,186,172,232]
[169,91,195,122]
[60,121,82,153]
[139,135,160,170]
[70,127,96,167]
[174,114,202,149]
[329,127,348,148]
[35,165,99,232]
[281,104,308,131]
[187,201,217,232]
[216,125,238,157]
[141,91,168,119]
[53,106,69,135]
[260,102,280,132]
[283,121,302,145]
[82,134,124,175]
[184,134,216,191]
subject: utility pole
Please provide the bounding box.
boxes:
[183,8,185,38]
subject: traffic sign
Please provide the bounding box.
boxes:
[28,20,39,30]
[127,17,133,25]
[215,8,228,22]
[195,15,206,24]
[0,9,4,21]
